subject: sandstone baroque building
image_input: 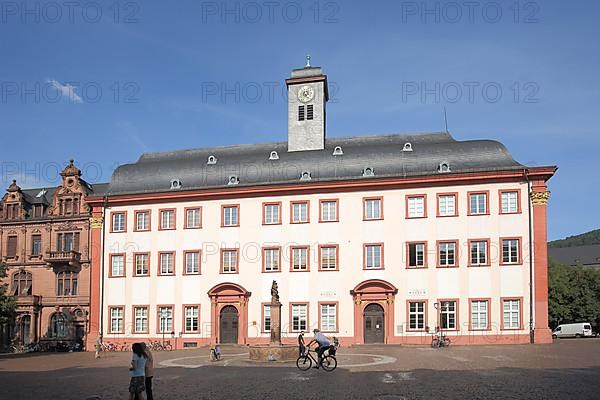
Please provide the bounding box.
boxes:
[0,161,106,349]
[87,62,556,348]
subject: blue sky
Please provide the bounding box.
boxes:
[1,0,598,240]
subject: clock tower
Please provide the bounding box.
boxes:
[286,56,329,152]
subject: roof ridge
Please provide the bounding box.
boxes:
[138,131,454,160]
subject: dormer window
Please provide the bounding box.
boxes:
[437,162,451,173]
[332,146,343,156]
[362,167,375,177]
[269,151,279,160]
[170,179,182,190]
[207,155,217,165]
[403,142,413,152]
[300,171,312,181]
[33,204,44,218]
[228,176,239,185]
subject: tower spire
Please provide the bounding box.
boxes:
[305,54,311,68]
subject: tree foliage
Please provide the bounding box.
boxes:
[0,262,16,325]
[548,258,600,328]
[548,229,600,248]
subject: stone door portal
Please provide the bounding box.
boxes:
[363,303,385,343]
[219,305,239,344]
[20,315,31,345]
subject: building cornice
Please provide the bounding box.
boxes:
[87,166,557,207]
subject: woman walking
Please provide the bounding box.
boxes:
[128,343,147,400]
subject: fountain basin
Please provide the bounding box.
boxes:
[248,344,298,362]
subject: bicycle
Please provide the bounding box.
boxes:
[101,342,118,352]
[296,345,337,372]
[209,346,221,361]
[147,341,162,351]
[430,329,451,348]
[9,344,24,353]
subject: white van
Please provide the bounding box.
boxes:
[552,323,594,338]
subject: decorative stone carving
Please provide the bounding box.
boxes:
[61,159,82,179]
[55,222,79,232]
[269,280,282,346]
[530,191,550,206]
[271,280,280,304]
[89,217,103,229]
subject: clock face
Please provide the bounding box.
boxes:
[297,85,315,103]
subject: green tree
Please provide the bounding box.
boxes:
[548,259,572,326]
[548,258,600,328]
[0,262,16,327]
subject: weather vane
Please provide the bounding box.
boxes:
[305,54,311,67]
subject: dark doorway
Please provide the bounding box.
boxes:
[219,305,239,344]
[20,315,31,345]
[363,303,385,343]
[75,324,85,350]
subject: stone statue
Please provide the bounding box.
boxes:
[271,280,280,304]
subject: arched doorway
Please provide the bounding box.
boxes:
[219,306,239,344]
[208,283,251,345]
[363,303,385,343]
[350,279,398,344]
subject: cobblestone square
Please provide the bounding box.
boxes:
[1,340,598,399]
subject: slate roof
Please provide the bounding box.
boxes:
[549,245,600,268]
[0,183,110,213]
[105,131,526,196]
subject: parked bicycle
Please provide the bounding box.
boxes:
[148,340,173,351]
[101,341,119,352]
[296,336,339,372]
[430,328,451,348]
[8,342,45,353]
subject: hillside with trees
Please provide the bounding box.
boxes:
[548,229,600,248]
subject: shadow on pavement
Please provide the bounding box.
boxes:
[0,363,598,400]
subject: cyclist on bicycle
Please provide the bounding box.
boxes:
[307,328,330,369]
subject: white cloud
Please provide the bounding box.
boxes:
[47,80,83,103]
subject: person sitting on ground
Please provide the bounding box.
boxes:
[307,328,331,369]
[128,342,147,400]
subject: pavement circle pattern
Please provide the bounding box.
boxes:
[160,352,397,369]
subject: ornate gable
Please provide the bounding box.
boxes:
[1,180,27,220]
[48,160,91,216]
